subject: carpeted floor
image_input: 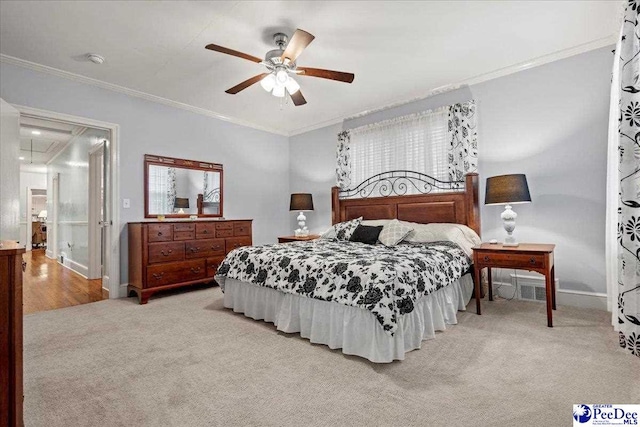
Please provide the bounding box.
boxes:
[23,286,639,427]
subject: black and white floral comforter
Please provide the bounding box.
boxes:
[215,240,471,336]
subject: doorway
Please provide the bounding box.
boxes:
[14,105,120,313]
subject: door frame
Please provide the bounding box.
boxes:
[25,186,33,252]
[14,105,121,299]
[88,141,104,282]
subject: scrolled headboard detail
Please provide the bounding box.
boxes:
[331,172,480,236]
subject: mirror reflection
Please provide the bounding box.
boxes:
[147,165,221,216]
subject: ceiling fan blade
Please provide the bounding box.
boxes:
[290,90,307,106]
[297,67,355,83]
[280,29,315,63]
[205,44,262,63]
[225,73,269,94]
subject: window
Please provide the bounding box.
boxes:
[347,107,449,189]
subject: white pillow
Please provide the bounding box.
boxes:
[401,222,481,257]
[320,227,337,240]
[378,219,414,247]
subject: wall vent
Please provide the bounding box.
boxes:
[507,272,558,303]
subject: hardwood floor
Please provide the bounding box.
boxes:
[23,249,106,315]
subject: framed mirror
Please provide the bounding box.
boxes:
[144,154,223,218]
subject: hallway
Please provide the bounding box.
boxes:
[23,249,106,315]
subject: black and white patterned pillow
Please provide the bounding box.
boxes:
[334,217,363,240]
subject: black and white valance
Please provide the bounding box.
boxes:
[336,100,478,190]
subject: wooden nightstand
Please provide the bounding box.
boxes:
[278,235,320,243]
[472,243,556,327]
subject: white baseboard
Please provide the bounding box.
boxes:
[59,257,88,279]
[119,283,129,298]
[45,249,54,259]
[491,272,607,311]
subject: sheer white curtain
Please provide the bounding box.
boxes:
[348,107,449,188]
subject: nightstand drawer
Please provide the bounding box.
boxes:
[477,252,545,269]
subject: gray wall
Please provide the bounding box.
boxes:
[0,99,21,240]
[0,62,290,285]
[289,46,612,295]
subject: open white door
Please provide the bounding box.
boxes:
[88,141,104,280]
[0,99,21,241]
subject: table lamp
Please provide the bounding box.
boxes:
[37,210,47,222]
[485,174,531,246]
[290,193,314,237]
[174,197,189,214]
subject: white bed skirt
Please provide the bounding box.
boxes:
[221,274,474,363]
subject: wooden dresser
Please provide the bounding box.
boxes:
[0,241,26,427]
[128,220,252,304]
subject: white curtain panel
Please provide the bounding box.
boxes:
[612,4,640,358]
[607,27,622,321]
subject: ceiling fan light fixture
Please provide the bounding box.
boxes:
[285,76,300,95]
[272,85,285,98]
[260,73,276,92]
[276,69,288,85]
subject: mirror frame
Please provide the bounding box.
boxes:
[144,154,224,219]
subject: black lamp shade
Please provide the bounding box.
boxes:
[174,197,190,209]
[290,193,314,211]
[485,174,531,205]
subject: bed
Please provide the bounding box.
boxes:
[216,172,480,363]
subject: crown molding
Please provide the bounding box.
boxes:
[288,34,617,136]
[0,54,289,137]
[1,32,617,139]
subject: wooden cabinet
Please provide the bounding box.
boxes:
[0,241,26,427]
[128,220,252,304]
[472,243,556,327]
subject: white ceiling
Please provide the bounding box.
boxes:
[19,116,82,166]
[0,1,622,135]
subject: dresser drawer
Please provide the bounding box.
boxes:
[185,239,226,259]
[148,224,173,242]
[174,223,195,232]
[173,224,195,240]
[215,229,233,238]
[215,222,233,230]
[225,237,252,253]
[206,256,225,277]
[146,260,206,288]
[233,221,251,236]
[195,223,216,239]
[477,252,545,269]
[148,242,185,264]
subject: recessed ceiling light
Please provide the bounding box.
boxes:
[31,130,41,135]
[19,157,24,160]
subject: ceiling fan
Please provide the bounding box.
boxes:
[205,29,355,106]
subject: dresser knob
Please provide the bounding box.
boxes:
[161,250,172,256]
[152,272,164,280]
[530,257,536,264]
[191,247,199,253]
[191,267,201,274]
[203,229,209,234]
[483,256,490,262]
[157,232,163,236]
